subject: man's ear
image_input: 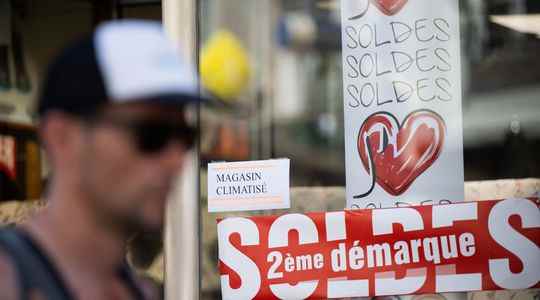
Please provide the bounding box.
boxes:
[39,112,86,167]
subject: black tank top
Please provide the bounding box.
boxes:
[0,227,146,300]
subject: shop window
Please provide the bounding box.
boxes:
[198,0,540,298]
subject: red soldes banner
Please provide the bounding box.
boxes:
[217,198,540,299]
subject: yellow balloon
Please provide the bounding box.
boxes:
[199,30,251,102]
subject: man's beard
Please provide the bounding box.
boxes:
[110,208,164,239]
[128,228,164,269]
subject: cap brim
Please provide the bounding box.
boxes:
[134,92,214,107]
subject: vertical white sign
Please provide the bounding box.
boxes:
[341,0,464,209]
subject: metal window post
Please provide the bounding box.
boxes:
[162,0,200,299]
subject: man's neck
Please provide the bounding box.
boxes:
[24,187,128,278]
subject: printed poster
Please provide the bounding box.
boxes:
[341,0,465,209]
[0,134,16,180]
[217,198,540,299]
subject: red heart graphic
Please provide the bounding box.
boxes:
[370,0,408,16]
[357,110,445,196]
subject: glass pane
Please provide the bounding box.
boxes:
[198,0,540,298]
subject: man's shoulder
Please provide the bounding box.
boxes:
[0,246,20,300]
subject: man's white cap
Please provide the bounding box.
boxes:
[38,20,206,116]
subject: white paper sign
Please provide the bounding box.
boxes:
[341,0,464,209]
[207,159,290,212]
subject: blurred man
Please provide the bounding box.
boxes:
[0,21,203,299]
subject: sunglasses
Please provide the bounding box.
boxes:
[91,116,197,154]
